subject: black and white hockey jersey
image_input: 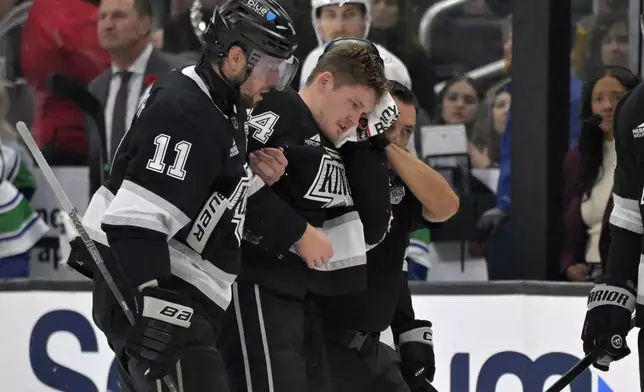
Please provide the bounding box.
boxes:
[606,81,644,327]
[80,61,251,315]
[314,173,426,334]
[241,87,392,298]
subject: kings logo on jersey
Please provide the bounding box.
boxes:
[186,164,251,252]
[303,148,353,208]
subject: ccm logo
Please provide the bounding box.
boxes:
[160,306,193,322]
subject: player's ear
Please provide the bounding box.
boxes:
[316,71,334,94]
[227,46,247,75]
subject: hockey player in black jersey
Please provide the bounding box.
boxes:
[313,81,459,392]
[219,39,395,392]
[580,49,644,387]
[65,0,298,391]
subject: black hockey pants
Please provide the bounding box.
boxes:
[321,319,410,392]
[219,280,332,392]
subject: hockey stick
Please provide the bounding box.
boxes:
[46,74,110,183]
[545,313,637,392]
[15,121,181,392]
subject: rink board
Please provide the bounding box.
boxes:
[0,280,636,392]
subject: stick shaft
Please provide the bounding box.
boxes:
[545,314,637,392]
[15,121,179,392]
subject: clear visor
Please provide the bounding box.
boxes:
[249,52,300,91]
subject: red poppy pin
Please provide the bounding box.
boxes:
[145,74,157,86]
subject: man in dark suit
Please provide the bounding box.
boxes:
[88,0,190,193]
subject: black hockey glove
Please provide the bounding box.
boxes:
[124,282,194,380]
[398,320,436,391]
[581,275,635,371]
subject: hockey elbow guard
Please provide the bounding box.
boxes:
[398,319,436,386]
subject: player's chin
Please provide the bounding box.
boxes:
[319,126,339,143]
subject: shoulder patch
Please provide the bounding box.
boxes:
[390,185,406,205]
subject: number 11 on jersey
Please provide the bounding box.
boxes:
[146,134,192,180]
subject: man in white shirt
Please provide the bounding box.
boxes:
[88,0,189,192]
[299,0,411,90]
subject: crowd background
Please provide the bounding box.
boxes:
[0,0,637,284]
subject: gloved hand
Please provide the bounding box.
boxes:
[124,281,194,379]
[475,207,507,242]
[581,275,635,371]
[398,320,436,391]
[335,92,399,149]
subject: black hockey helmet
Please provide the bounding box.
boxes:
[203,0,299,90]
[320,37,384,68]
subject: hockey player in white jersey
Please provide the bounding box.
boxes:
[299,0,412,90]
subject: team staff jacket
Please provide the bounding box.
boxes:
[314,174,427,334]
[606,81,644,327]
[76,61,251,318]
[241,87,392,298]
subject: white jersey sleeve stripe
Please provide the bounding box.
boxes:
[82,186,235,310]
[609,193,643,234]
[102,180,190,237]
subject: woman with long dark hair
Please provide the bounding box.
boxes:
[579,12,629,81]
[433,75,483,128]
[561,65,640,281]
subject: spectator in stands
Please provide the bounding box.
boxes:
[469,87,510,168]
[576,0,627,33]
[21,0,110,165]
[368,0,436,114]
[477,15,583,280]
[0,0,33,129]
[0,80,48,278]
[579,12,628,82]
[433,75,482,132]
[561,66,639,281]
